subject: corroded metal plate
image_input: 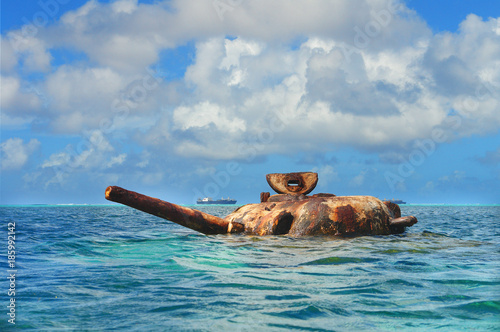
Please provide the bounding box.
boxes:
[266,172,318,195]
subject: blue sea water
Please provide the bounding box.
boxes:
[1,204,499,331]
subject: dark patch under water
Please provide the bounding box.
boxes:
[0,204,499,331]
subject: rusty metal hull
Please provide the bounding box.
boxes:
[224,195,411,236]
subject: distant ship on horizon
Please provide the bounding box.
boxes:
[196,197,237,205]
[384,198,406,204]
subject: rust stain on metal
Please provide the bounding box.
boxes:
[384,201,401,219]
[335,205,357,233]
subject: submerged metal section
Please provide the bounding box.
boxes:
[105,172,417,237]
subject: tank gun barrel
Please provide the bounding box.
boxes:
[105,186,244,235]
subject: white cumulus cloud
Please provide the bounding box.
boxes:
[1,0,499,168]
[0,138,40,171]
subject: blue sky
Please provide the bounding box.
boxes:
[1,0,499,205]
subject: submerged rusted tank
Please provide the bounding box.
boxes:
[105,172,417,236]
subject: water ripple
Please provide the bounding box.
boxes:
[1,204,498,331]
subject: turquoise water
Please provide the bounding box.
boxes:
[1,205,499,331]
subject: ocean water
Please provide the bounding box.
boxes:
[1,204,499,331]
